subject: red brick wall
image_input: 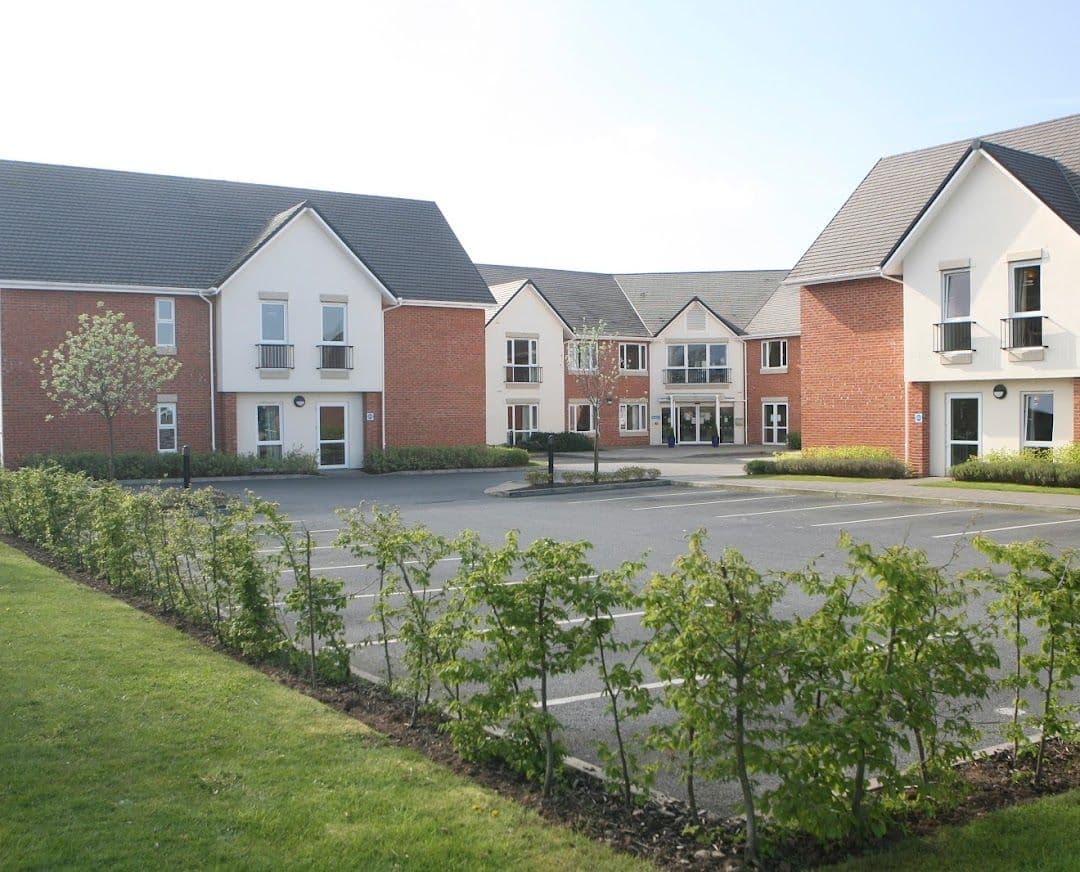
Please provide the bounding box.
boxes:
[383,306,486,447]
[907,382,930,477]
[1,289,213,466]
[746,335,802,445]
[564,340,651,447]
[363,391,382,453]
[800,278,906,459]
[217,392,238,454]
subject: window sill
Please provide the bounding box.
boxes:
[156,345,177,356]
[939,350,973,365]
[259,369,291,380]
[759,367,788,374]
[1007,347,1046,362]
[619,369,649,376]
[320,369,349,380]
[504,381,540,388]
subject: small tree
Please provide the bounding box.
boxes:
[567,320,621,483]
[36,302,182,478]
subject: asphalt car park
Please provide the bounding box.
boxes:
[218,472,1080,811]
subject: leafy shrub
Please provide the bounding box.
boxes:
[560,467,661,485]
[786,431,802,450]
[363,445,529,473]
[20,449,317,480]
[518,431,595,452]
[746,456,910,479]
[525,468,554,486]
[952,447,1080,488]
[801,445,895,461]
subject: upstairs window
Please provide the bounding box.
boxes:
[155,298,176,348]
[1013,263,1041,314]
[665,343,729,383]
[261,301,287,343]
[567,339,598,373]
[761,339,788,370]
[321,303,346,343]
[506,338,540,382]
[619,343,647,372]
[942,270,970,320]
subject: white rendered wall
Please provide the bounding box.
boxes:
[928,379,1074,476]
[647,301,746,445]
[903,154,1080,383]
[235,391,366,469]
[217,210,385,394]
[485,286,566,444]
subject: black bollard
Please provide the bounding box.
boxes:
[182,444,191,489]
[547,433,555,485]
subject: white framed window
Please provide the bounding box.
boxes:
[567,339,598,373]
[942,269,971,320]
[506,404,538,445]
[568,403,595,433]
[619,343,647,372]
[321,303,346,343]
[665,343,729,383]
[155,298,176,348]
[760,339,787,371]
[762,401,788,445]
[619,402,647,433]
[261,301,288,343]
[156,403,178,453]
[1022,392,1054,448]
[1007,261,1043,349]
[506,337,540,383]
[256,404,283,460]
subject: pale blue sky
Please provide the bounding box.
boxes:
[4,0,1079,272]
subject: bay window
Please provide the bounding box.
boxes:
[665,343,729,384]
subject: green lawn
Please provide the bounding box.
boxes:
[825,789,1080,871]
[743,474,887,483]
[919,479,1080,497]
[0,543,645,871]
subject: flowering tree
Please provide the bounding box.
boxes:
[36,302,182,478]
[566,320,621,483]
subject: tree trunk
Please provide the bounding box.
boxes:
[686,724,697,819]
[734,676,758,863]
[592,404,600,483]
[105,415,117,479]
[1035,634,1056,786]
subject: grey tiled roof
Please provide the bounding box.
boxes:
[613,270,789,334]
[745,279,800,336]
[788,113,1080,284]
[0,159,494,305]
[477,264,650,336]
[978,141,1080,235]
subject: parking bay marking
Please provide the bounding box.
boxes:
[713,500,884,520]
[633,495,796,512]
[569,489,732,505]
[935,517,1080,539]
[280,557,462,574]
[811,508,976,528]
[544,679,684,708]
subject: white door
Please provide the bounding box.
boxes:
[317,403,348,469]
[763,402,788,445]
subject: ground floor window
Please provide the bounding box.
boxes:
[1023,392,1054,448]
[762,401,788,444]
[156,403,177,453]
[947,394,980,467]
[507,404,538,445]
[257,404,283,460]
[620,402,647,433]
[568,403,595,432]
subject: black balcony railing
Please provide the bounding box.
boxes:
[1001,315,1046,350]
[318,344,354,370]
[256,343,294,369]
[663,367,731,385]
[933,320,973,353]
[505,364,542,383]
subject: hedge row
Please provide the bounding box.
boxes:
[20,449,318,480]
[524,465,661,486]
[363,445,529,473]
[953,457,1080,488]
[746,456,911,479]
[517,431,595,452]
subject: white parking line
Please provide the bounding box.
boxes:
[557,610,644,626]
[567,489,690,504]
[634,495,795,512]
[257,544,341,554]
[343,575,598,601]
[543,679,683,708]
[281,556,462,574]
[934,517,1080,539]
[714,500,884,520]
[811,508,976,528]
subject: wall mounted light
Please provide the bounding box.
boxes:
[293,395,306,408]
[992,384,1007,400]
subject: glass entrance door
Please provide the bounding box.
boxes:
[678,404,698,443]
[673,403,726,444]
[762,402,788,444]
[947,395,980,468]
[318,404,347,468]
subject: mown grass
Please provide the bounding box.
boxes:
[825,789,1080,871]
[0,543,645,872]
[740,474,888,483]
[920,479,1080,497]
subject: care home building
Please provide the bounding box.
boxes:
[0,160,493,469]
[478,264,799,448]
[789,114,1080,476]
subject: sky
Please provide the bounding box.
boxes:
[4,1,1080,273]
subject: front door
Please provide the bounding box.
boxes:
[762,402,788,444]
[674,403,722,444]
[677,404,699,443]
[946,394,980,468]
[318,404,348,469]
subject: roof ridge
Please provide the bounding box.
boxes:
[610,274,652,337]
[613,268,790,277]
[0,157,439,207]
[878,112,1080,162]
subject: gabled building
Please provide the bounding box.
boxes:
[0,160,493,468]
[478,264,797,447]
[789,114,1080,475]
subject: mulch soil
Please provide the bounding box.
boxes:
[9,532,1080,871]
